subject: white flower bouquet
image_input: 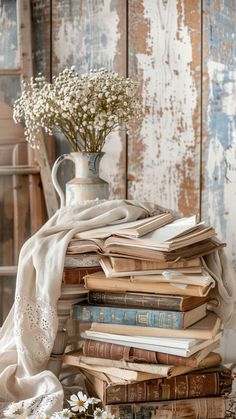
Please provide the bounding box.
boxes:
[13,67,141,152]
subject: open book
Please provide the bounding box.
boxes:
[74,213,174,239]
[67,218,222,261]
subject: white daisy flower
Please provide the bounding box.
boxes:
[3,402,27,418]
[93,407,104,418]
[67,391,89,413]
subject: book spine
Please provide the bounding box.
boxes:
[105,369,233,404]
[106,397,227,419]
[111,257,201,271]
[83,340,200,367]
[63,267,101,284]
[73,304,183,329]
[88,291,182,310]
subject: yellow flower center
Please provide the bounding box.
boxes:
[76,400,85,407]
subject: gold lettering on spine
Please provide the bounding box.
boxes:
[82,307,89,320]
[161,383,171,399]
[99,310,104,321]
[159,312,163,328]
[136,313,149,325]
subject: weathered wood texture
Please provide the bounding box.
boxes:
[128,0,201,214]
[202,0,236,362]
[51,0,127,198]
[0,0,18,69]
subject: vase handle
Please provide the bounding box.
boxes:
[51,154,74,208]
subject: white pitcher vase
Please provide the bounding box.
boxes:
[51,152,109,208]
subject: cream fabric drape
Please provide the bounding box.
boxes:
[0,200,158,417]
[0,199,235,417]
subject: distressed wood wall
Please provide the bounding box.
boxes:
[1,0,236,359]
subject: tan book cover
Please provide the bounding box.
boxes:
[84,271,214,297]
[110,255,202,272]
[106,397,228,418]
[101,256,203,277]
[90,312,221,340]
[63,350,221,379]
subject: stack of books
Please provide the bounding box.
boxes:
[62,214,233,417]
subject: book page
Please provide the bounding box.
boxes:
[128,216,198,245]
[74,215,165,239]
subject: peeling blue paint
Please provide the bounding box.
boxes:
[204,0,236,246]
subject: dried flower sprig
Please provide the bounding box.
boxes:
[13,67,141,152]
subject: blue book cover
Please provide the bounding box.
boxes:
[72,303,184,329]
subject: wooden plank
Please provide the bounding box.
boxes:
[0,69,21,75]
[0,0,19,69]
[128,0,201,215]
[201,0,236,362]
[17,0,59,219]
[31,0,51,80]
[0,120,25,141]
[51,0,127,199]
[13,143,31,262]
[0,166,40,175]
[0,266,17,276]
[0,76,21,107]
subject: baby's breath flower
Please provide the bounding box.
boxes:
[13,68,141,152]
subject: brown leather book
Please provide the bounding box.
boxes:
[109,256,201,272]
[88,291,211,311]
[62,267,101,284]
[82,339,219,367]
[84,366,232,404]
[106,397,228,418]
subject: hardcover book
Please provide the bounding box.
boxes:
[89,312,221,340]
[100,256,203,277]
[82,338,220,366]
[82,330,223,357]
[72,302,207,329]
[105,397,229,419]
[62,266,101,284]
[103,237,225,262]
[108,255,202,272]
[67,236,225,262]
[88,291,211,311]
[84,271,214,297]
[63,350,222,379]
[84,366,232,404]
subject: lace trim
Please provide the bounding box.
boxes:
[14,295,57,363]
